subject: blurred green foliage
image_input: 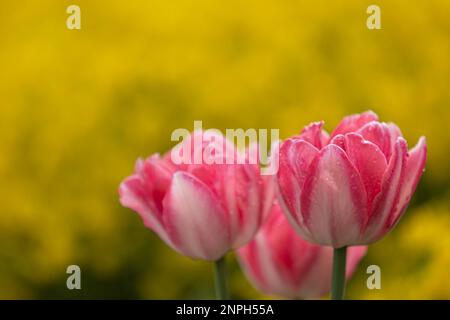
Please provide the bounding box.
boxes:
[0,0,449,299]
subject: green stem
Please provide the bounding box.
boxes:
[214,256,228,300]
[331,246,347,300]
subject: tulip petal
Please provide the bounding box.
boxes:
[264,209,320,294]
[119,157,174,246]
[357,121,393,160]
[280,139,320,191]
[330,110,379,138]
[363,138,408,243]
[221,163,264,249]
[237,240,266,290]
[275,148,297,204]
[329,134,346,150]
[239,207,321,298]
[238,234,286,296]
[344,133,387,211]
[139,156,175,214]
[120,178,174,249]
[276,139,319,240]
[388,137,427,228]
[387,122,403,153]
[296,121,329,149]
[300,144,368,247]
[162,172,230,260]
[291,247,332,298]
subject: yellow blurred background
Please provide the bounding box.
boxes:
[0,0,449,299]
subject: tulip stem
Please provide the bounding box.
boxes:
[214,256,228,300]
[331,246,347,300]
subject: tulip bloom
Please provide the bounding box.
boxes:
[119,130,274,262]
[277,111,427,248]
[238,203,367,299]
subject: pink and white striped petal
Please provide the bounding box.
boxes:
[388,137,427,228]
[221,164,264,249]
[357,121,393,160]
[296,121,330,149]
[276,139,319,237]
[162,172,230,261]
[363,138,408,243]
[330,110,379,138]
[329,134,346,150]
[119,175,173,247]
[300,144,368,247]
[238,234,287,296]
[344,133,387,211]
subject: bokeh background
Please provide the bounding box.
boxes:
[0,0,449,299]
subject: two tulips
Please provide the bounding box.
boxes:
[119,111,427,300]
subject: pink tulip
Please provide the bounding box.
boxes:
[119,130,274,261]
[277,111,427,248]
[238,203,367,299]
